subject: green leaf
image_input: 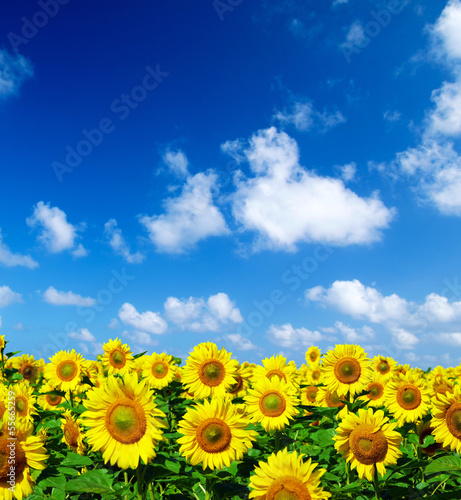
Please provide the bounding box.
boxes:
[425,455,461,475]
[422,434,436,447]
[65,469,114,494]
[165,458,181,474]
[61,452,93,467]
[11,372,23,381]
[407,433,419,445]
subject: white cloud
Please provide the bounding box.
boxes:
[163,149,189,178]
[12,322,24,331]
[43,287,96,307]
[223,333,257,351]
[267,323,323,349]
[226,127,395,252]
[341,21,366,49]
[427,78,461,137]
[273,101,346,133]
[338,162,357,182]
[27,202,87,257]
[334,321,375,343]
[390,327,420,350]
[103,219,145,264]
[383,110,401,123]
[164,292,242,332]
[108,318,120,329]
[78,342,89,355]
[123,329,159,347]
[140,171,229,254]
[0,50,33,98]
[0,229,38,269]
[436,332,461,346]
[118,303,167,335]
[0,286,22,308]
[430,0,461,62]
[68,328,96,342]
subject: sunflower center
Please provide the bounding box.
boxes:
[152,362,168,379]
[266,476,311,500]
[110,349,126,368]
[446,403,461,439]
[377,361,390,374]
[57,360,78,381]
[311,370,321,381]
[305,386,318,403]
[309,351,318,363]
[334,357,361,384]
[0,437,27,479]
[15,396,28,416]
[266,369,287,382]
[21,364,35,380]
[199,361,225,387]
[326,391,345,408]
[0,401,5,420]
[349,424,389,465]
[64,421,80,448]
[260,391,287,417]
[105,397,147,444]
[229,375,243,394]
[46,393,62,406]
[368,383,384,400]
[196,418,231,453]
[396,385,422,410]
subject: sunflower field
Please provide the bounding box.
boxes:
[1,336,461,500]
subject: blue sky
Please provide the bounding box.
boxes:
[1,0,461,369]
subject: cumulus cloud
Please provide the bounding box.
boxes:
[163,149,189,178]
[139,171,229,254]
[164,292,242,332]
[0,50,33,98]
[430,0,461,62]
[224,127,394,252]
[338,162,357,182]
[266,323,323,349]
[43,287,96,307]
[123,329,159,348]
[118,303,167,335]
[27,202,87,257]
[68,328,96,342]
[0,286,22,308]
[223,333,258,351]
[333,321,375,343]
[0,229,38,269]
[273,101,346,133]
[104,219,145,264]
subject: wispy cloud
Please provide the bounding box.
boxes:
[0,228,38,269]
[0,49,33,99]
[104,219,144,264]
[0,286,23,308]
[43,287,96,307]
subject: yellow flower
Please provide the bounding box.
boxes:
[315,386,348,419]
[37,382,65,412]
[248,449,331,499]
[383,371,431,426]
[82,372,166,469]
[181,342,238,400]
[44,349,84,391]
[306,346,321,365]
[322,344,373,398]
[61,410,85,455]
[334,408,402,481]
[141,352,176,390]
[227,362,253,398]
[252,355,298,389]
[0,419,48,500]
[7,355,42,385]
[432,385,461,453]
[101,338,134,375]
[372,355,396,380]
[244,377,299,432]
[0,335,5,350]
[177,398,256,470]
[300,385,319,406]
[11,382,37,422]
[358,373,387,408]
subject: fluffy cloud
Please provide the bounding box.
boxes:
[140,171,229,254]
[341,21,366,50]
[68,328,96,342]
[427,79,461,137]
[273,101,346,133]
[0,228,38,269]
[333,321,375,343]
[27,202,87,257]
[123,330,159,348]
[430,0,461,62]
[266,323,323,349]
[0,286,22,308]
[163,149,189,178]
[43,287,96,307]
[164,292,242,332]
[103,219,144,264]
[223,333,258,351]
[118,303,167,335]
[0,50,33,98]
[225,127,395,252]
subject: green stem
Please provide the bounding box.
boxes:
[275,430,281,452]
[372,465,381,500]
[69,389,74,408]
[148,482,155,500]
[205,476,213,500]
[136,464,144,500]
[124,471,129,500]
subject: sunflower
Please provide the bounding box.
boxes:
[300,385,319,406]
[322,344,373,398]
[248,448,331,500]
[11,382,37,422]
[177,397,256,470]
[61,410,85,455]
[7,355,42,385]
[0,335,5,351]
[372,356,396,380]
[315,387,348,419]
[383,371,431,426]
[181,342,238,400]
[227,362,253,398]
[245,377,299,432]
[334,408,402,481]
[306,346,321,366]
[37,382,65,412]
[305,365,323,385]
[101,338,134,375]
[44,349,84,391]
[81,372,166,469]
[252,355,298,389]
[142,352,176,390]
[358,373,387,408]
[431,385,461,453]
[0,418,48,500]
